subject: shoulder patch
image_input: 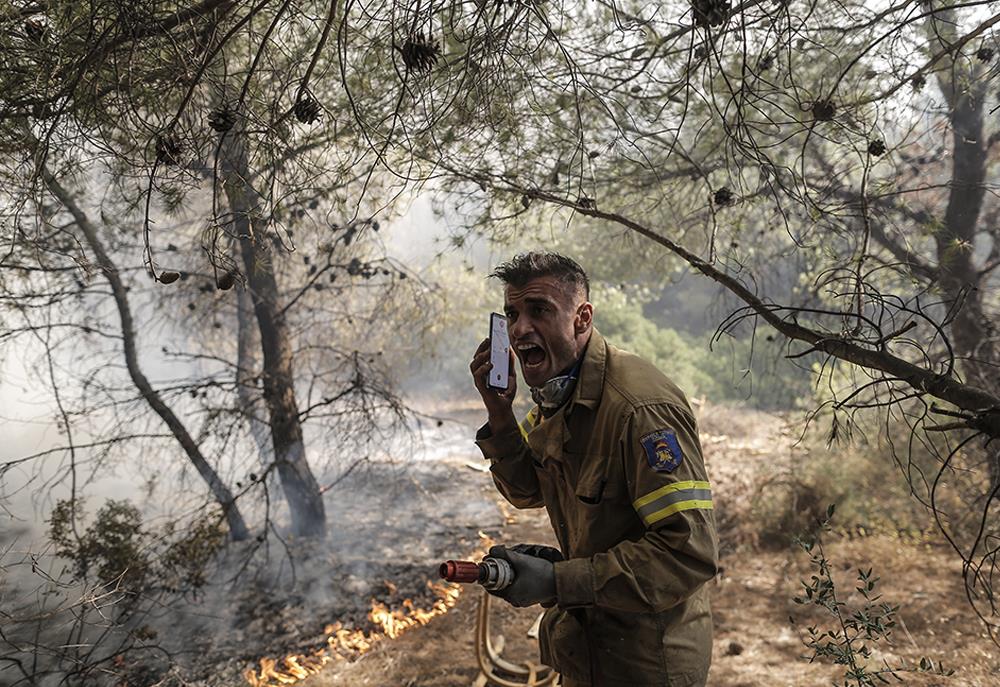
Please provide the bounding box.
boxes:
[640,429,683,473]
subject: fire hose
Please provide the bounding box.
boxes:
[439,558,558,687]
[439,557,515,591]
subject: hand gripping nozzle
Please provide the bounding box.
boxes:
[438,557,515,591]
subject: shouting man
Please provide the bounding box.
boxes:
[470,252,719,687]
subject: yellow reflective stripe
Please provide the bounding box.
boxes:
[632,480,711,510]
[644,499,714,526]
[635,486,711,523]
[517,407,538,441]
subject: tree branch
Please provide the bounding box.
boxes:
[41,166,250,542]
[476,175,1000,438]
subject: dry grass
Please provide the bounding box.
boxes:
[244,404,1000,687]
[301,513,1000,686]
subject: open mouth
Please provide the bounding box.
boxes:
[517,343,546,370]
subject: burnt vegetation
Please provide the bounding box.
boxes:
[0,0,998,684]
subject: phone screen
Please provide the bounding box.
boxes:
[487,313,510,390]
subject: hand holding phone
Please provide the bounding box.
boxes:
[470,318,517,435]
[487,313,511,391]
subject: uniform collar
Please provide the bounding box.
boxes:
[523,329,606,461]
[569,327,606,411]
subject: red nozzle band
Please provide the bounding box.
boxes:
[439,560,480,583]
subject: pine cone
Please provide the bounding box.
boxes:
[692,0,731,28]
[208,107,237,133]
[31,102,55,119]
[24,18,49,43]
[867,139,886,157]
[294,94,321,124]
[399,32,442,73]
[216,269,237,291]
[713,187,734,207]
[156,134,182,165]
[811,99,836,121]
[976,47,994,63]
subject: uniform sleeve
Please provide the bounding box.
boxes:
[475,411,544,509]
[553,401,719,612]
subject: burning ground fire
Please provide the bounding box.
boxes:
[243,580,463,686]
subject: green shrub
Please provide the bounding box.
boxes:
[594,284,811,408]
[743,403,944,550]
[49,499,150,593]
[595,285,721,399]
[49,499,225,603]
[793,505,954,685]
[159,515,227,593]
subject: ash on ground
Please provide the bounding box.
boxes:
[149,440,501,686]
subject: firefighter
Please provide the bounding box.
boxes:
[470,252,719,687]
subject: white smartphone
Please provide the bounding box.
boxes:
[487,312,511,391]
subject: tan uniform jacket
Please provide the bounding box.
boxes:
[476,329,719,687]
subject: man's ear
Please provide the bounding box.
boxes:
[575,302,593,335]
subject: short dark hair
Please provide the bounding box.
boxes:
[490,252,590,300]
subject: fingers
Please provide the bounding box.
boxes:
[485,347,516,400]
[487,544,509,561]
[508,544,562,562]
[472,339,517,408]
[470,339,490,372]
[471,359,491,382]
[470,339,494,392]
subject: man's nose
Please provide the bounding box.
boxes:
[509,316,532,341]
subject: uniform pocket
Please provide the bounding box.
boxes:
[575,469,606,504]
[538,607,591,681]
[561,453,631,557]
[661,591,713,687]
[588,608,669,686]
[570,453,624,505]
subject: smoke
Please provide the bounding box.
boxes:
[0,192,516,684]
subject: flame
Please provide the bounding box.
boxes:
[244,652,331,685]
[369,581,462,638]
[243,580,463,687]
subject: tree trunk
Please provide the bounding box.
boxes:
[42,168,251,542]
[930,20,1000,485]
[236,285,278,486]
[219,131,327,538]
[937,84,995,388]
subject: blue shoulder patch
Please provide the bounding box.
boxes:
[640,429,683,473]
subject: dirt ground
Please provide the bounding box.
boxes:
[296,510,999,687]
[230,404,1000,687]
